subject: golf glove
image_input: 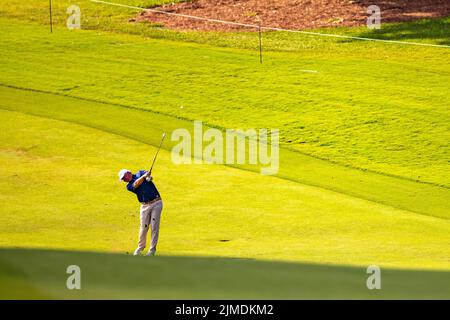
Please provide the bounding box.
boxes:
[146,176,153,182]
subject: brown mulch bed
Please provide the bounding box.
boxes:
[135,0,450,31]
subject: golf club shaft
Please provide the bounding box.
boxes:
[149,133,166,174]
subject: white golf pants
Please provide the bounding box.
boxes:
[137,200,163,254]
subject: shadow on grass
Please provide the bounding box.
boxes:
[355,17,450,45]
[0,248,449,299]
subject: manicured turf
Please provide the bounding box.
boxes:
[0,18,449,189]
[0,0,186,32]
[0,102,449,270]
[1,248,450,299]
[3,0,450,49]
[0,2,449,299]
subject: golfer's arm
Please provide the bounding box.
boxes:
[132,175,147,189]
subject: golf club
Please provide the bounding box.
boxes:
[149,133,166,175]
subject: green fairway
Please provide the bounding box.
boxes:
[0,1,449,299]
[0,97,449,270]
[0,17,449,189]
[1,248,449,299]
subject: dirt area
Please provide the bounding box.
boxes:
[136,0,450,31]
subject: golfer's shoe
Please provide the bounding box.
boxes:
[145,251,156,257]
[133,248,143,256]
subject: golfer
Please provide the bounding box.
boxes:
[118,169,163,256]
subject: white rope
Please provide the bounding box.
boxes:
[264,26,450,48]
[90,0,450,49]
[91,0,257,28]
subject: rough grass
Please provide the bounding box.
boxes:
[0,2,449,299]
[2,0,450,50]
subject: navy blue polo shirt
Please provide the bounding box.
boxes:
[126,170,161,203]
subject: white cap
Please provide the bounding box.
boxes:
[118,169,130,182]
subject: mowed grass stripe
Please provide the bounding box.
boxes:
[0,18,449,188]
[2,82,448,191]
[1,85,449,221]
[1,248,450,299]
[1,108,449,269]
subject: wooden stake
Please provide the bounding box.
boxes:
[49,0,53,33]
[258,20,262,64]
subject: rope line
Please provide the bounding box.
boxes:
[90,0,450,49]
